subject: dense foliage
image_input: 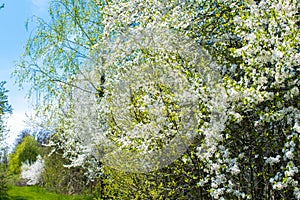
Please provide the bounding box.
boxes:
[0,81,11,199]
[13,0,300,199]
[8,135,40,175]
[41,145,91,194]
[0,81,12,161]
[0,164,9,200]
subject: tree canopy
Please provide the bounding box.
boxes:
[14,0,300,199]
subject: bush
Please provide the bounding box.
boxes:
[8,135,40,175]
[21,155,45,186]
[0,164,9,199]
[42,147,89,195]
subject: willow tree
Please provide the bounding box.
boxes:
[14,0,300,199]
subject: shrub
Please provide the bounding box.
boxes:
[21,155,45,186]
[0,164,9,199]
[8,135,39,175]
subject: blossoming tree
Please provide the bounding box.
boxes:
[14,0,299,199]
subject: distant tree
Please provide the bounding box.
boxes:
[0,81,11,199]
[15,128,52,148]
[14,129,31,147]
[34,129,52,146]
[8,135,40,174]
[0,81,12,162]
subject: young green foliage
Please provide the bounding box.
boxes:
[8,135,40,175]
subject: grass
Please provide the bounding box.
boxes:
[7,186,93,200]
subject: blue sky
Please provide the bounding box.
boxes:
[0,0,50,146]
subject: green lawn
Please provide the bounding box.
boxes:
[7,186,93,200]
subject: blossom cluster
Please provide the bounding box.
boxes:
[21,155,45,186]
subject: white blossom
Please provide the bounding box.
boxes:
[21,155,45,186]
[294,188,300,200]
[273,182,284,190]
[285,151,294,160]
[230,164,241,175]
[265,155,281,165]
